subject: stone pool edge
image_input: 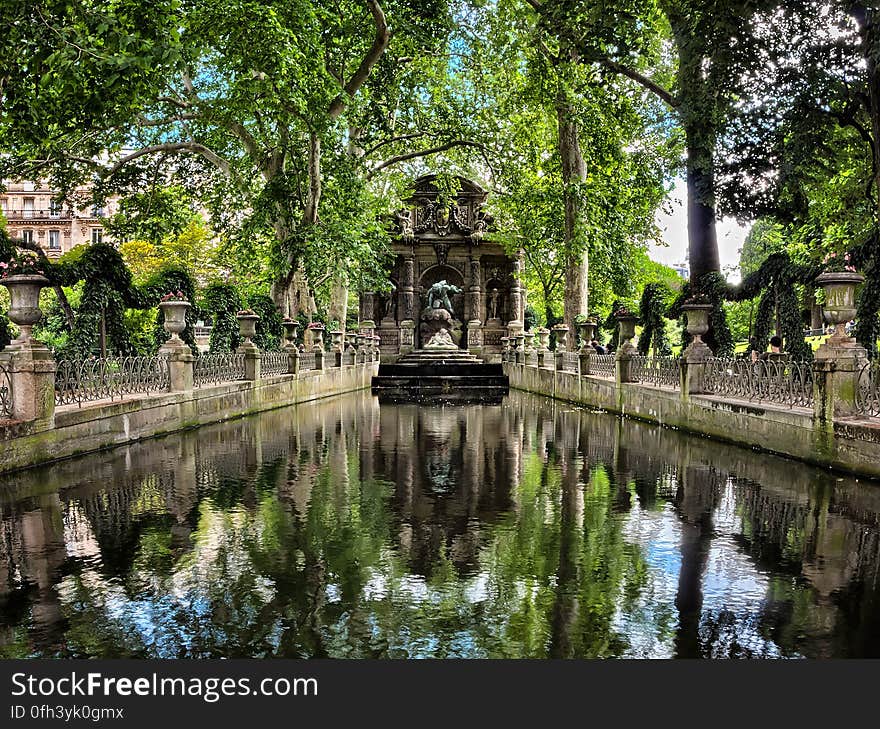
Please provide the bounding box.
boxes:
[0,363,378,476]
[506,363,880,481]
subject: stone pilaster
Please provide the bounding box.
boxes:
[400,256,416,325]
[813,334,868,423]
[359,291,376,330]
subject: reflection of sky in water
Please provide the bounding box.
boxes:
[3,393,880,658]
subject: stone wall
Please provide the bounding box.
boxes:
[1,364,377,476]
[506,363,880,480]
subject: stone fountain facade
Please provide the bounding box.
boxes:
[359,175,524,363]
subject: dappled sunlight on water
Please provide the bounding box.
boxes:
[2,391,880,658]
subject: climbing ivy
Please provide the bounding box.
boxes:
[638,283,672,356]
[202,283,241,353]
[246,294,284,351]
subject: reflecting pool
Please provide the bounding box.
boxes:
[2,391,880,658]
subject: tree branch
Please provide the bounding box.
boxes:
[327,0,390,119]
[103,143,231,178]
[369,140,490,176]
[595,57,679,108]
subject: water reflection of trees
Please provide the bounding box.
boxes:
[4,392,880,657]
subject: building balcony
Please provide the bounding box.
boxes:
[4,208,72,221]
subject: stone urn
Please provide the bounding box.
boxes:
[514,332,526,358]
[817,271,864,340]
[307,325,325,351]
[346,332,357,350]
[1,274,49,347]
[282,319,299,349]
[237,312,260,347]
[536,327,551,350]
[578,320,597,352]
[523,330,536,353]
[616,314,639,355]
[681,301,714,359]
[356,334,366,352]
[552,324,569,351]
[500,336,510,359]
[329,330,344,352]
[158,299,191,348]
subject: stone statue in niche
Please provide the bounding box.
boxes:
[487,288,502,321]
[424,327,457,350]
[426,279,462,316]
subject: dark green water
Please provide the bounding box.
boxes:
[2,391,880,658]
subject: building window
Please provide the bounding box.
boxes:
[22,229,34,244]
[91,204,105,217]
[91,228,103,244]
[49,199,61,218]
[48,230,60,250]
[22,198,34,219]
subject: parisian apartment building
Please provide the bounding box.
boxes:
[1,180,119,258]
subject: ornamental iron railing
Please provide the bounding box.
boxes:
[590,354,616,379]
[0,360,12,418]
[298,350,317,371]
[55,356,171,407]
[559,350,580,373]
[632,355,680,390]
[856,360,880,418]
[261,351,289,377]
[193,352,246,388]
[704,357,814,409]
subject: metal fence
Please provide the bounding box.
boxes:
[589,354,616,379]
[632,355,680,389]
[193,352,246,388]
[55,356,171,407]
[704,357,814,409]
[0,360,12,418]
[298,350,317,371]
[559,350,580,373]
[261,350,289,377]
[857,361,880,418]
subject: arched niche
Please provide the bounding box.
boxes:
[418,264,465,319]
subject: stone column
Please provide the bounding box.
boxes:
[158,328,194,393]
[359,291,376,330]
[399,256,416,355]
[679,302,714,396]
[467,258,483,357]
[508,253,524,334]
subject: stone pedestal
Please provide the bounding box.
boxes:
[399,320,415,355]
[236,344,261,381]
[814,338,868,422]
[159,338,194,392]
[467,319,483,358]
[679,302,714,396]
[2,347,56,428]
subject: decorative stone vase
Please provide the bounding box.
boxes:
[346,332,357,350]
[551,324,569,351]
[523,331,536,353]
[1,274,49,347]
[817,271,864,340]
[282,319,299,349]
[681,303,712,344]
[514,333,526,357]
[158,300,191,348]
[307,325,325,351]
[330,330,344,352]
[356,334,366,351]
[680,301,714,361]
[237,313,260,347]
[578,320,597,352]
[536,328,551,350]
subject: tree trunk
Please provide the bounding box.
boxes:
[328,276,348,330]
[557,91,589,347]
[671,18,721,288]
[852,4,880,222]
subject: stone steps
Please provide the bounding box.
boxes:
[371,350,508,402]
